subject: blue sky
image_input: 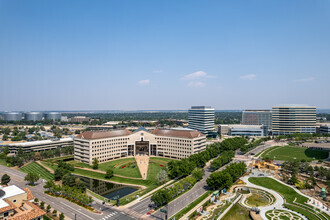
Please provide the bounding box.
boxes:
[1,0,329,111]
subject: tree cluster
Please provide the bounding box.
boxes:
[167,137,246,179]
[151,176,198,207]
[206,162,246,190]
[0,146,73,167]
[239,137,270,153]
[210,151,234,171]
[44,180,92,205]
[54,161,75,181]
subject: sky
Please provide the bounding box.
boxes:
[0,0,330,111]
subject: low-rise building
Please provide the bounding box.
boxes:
[8,137,73,154]
[70,116,90,123]
[218,124,265,136]
[74,127,206,165]
[0,185,45,220]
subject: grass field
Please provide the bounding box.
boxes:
[19,162,54,181]
[68,158,142,178]
[249,177,329,220]
[149,157,175,163]
[246,193,270,207]
[222,203,252,220]
[261,145,329,161]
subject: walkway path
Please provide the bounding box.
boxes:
[241,175,308,220]
[135,155,149,180]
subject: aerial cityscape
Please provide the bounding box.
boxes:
[1,1,330,220]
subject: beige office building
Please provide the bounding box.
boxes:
[272,105,316,135]
[74,127,206,165]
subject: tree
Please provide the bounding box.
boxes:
[192,168,205,181]
[1,174,11,185]
[46,205,51,213]
[151,190,171,207]
[3,147,9,155]
[105,169,114,179]
[34,198,39,204]
[52,209,57,216]
[59,213,65,220]
[24,172,39,185]
[40,201,45,209]
[92,158,99,169]
[156,169,168,185]
[2,134,8,141]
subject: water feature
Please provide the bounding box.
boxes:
[73,175,138,199]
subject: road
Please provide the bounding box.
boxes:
[129,160,234,220]
[245,140,284,157]
[0,165,134,220]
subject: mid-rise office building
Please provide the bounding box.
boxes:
[188,106,215,135]
[272,105,316,135]
[242,110,272,131]
[74,127,206,165]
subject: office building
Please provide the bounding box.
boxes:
[188,106,215,135]
[242,110,272,131]
[272,105,316,135]
[74,127,206,165]
[0,185,45,219]
[320,124,330,134]
[8,138,73,154]
[218,124,265,136]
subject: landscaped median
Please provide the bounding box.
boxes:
[45,191,101,214]
[249,177,330,220]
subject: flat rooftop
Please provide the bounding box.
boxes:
[8,137,73,147]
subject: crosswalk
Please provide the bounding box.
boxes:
[99,211,118,219]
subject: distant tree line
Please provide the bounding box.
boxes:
[0,146,73,167]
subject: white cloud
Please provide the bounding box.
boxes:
[181,71,214,81]
[153,70,163,73]
[188,81,205,87]
[239,74,257,80]
[294,77,315,82]
[138,79,150,85]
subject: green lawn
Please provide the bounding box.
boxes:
[262,145,329,161]
[149,157,175,163]
[147,162,166,182]
[19,162,54,181]
[68,158,142,178]
[249,177,328,220]
[222,203,252,220]
[246,193,270,207]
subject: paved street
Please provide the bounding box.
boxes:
[129,160,234,220]
[0,165,134,220]
[245,140,285,157]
